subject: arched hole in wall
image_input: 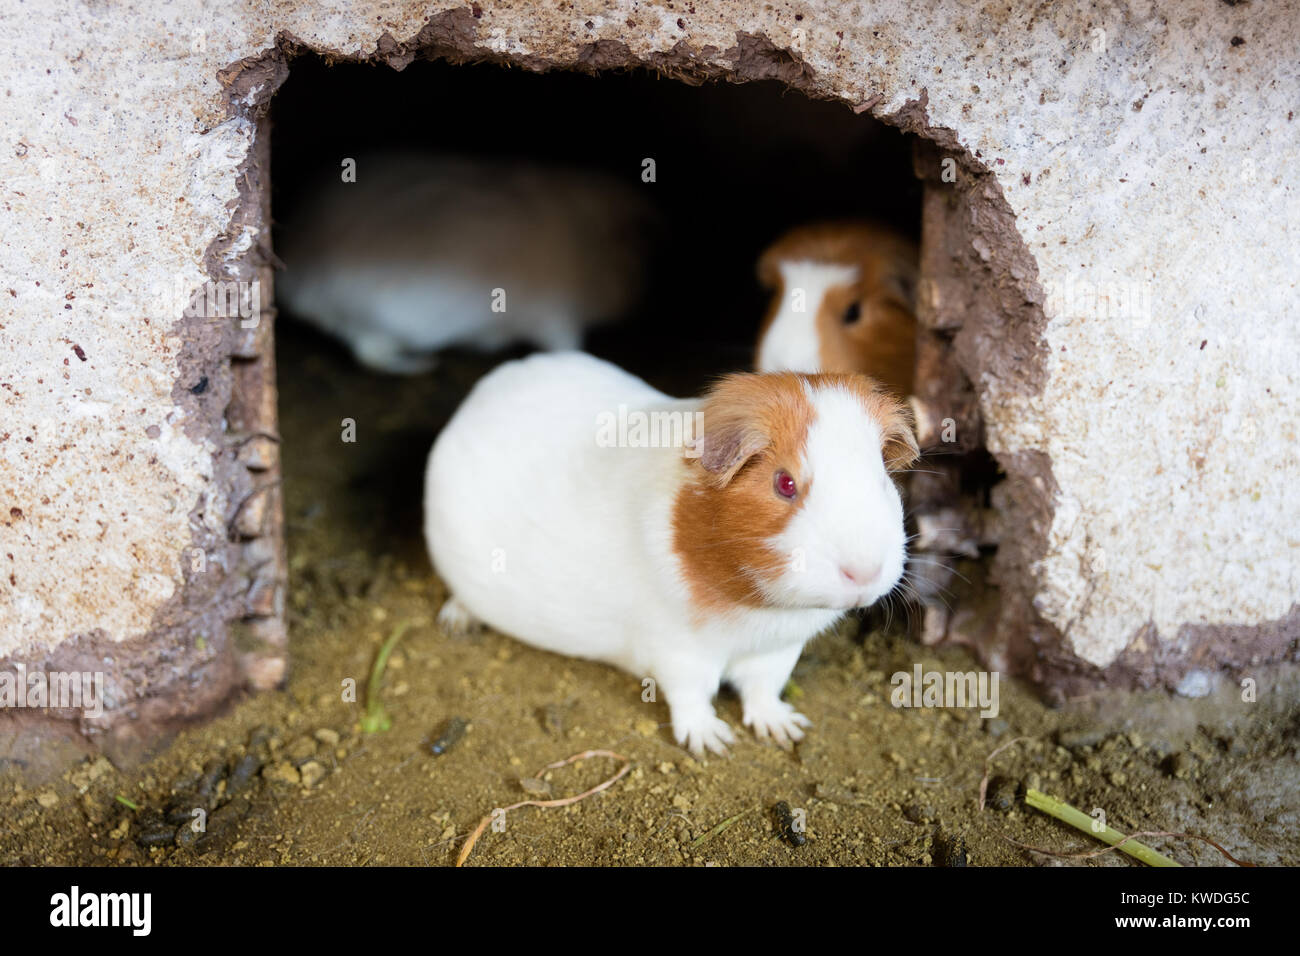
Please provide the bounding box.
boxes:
[259,55,1003,660]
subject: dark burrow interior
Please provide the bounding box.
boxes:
[272,57,923,373]
[269,55,928,584]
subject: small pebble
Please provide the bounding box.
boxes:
[68,755,114,792]
[903,803,935,824]
[299,761,326,789]
[430,716,468,756]
[286,736,317,762]
[1057,727,1107,749]
[1175,670,1213,699]
[519,777,551,796]
[262,761,301,786]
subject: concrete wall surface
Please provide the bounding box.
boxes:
[0,0,1295,752]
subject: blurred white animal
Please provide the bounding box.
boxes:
[276,156,654,373]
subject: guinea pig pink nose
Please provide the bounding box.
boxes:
[841,564,882,586]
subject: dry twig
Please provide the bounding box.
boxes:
[456,749,632,867]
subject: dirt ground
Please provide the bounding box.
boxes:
[3,324,1297,867]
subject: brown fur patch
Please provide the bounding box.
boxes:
[756,221,918,396]
[672,371,918,613]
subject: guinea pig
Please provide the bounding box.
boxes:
[424,351,918,756]
[754,221,919,395]
[276,155,654,374]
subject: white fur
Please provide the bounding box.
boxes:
[278,156,650,374]
[423,352,906,756]
[765,384,908,610]
[756,261,858,373]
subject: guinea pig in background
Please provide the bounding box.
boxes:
[424,351,918,756]
[276,155,654,374]
[754,221,919,395]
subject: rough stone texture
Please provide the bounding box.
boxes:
[1,0,1296,752]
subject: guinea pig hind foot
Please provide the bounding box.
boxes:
[436,595,482,635]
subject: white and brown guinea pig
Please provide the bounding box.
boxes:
[424,351,918,756]
[755,221,919,395]
[277,155,652,374]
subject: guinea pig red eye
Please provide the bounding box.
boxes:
[774,470,798,499]
[842,302,862,325]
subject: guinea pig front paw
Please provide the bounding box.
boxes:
[671,710,736,758]
[742,698,812,750]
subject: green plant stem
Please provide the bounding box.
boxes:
[361,619,414,733]
[1025,788,1181,867]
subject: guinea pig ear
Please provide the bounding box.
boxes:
[878,413,920,473]
[874,395,920,472]
[694,376,772,487]
[756,243,782,290]
[882,259,919,308]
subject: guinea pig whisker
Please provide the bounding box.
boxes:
[902,578,961,603]
[906,582,954,612]
[877,594,895,631]
[899,569,958,610]
[895,581,924,606]
[903,571,957,600]
[914,448,964,458]
[906,554,957,565]
[905,557,971,586]
[902,600,921,634]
